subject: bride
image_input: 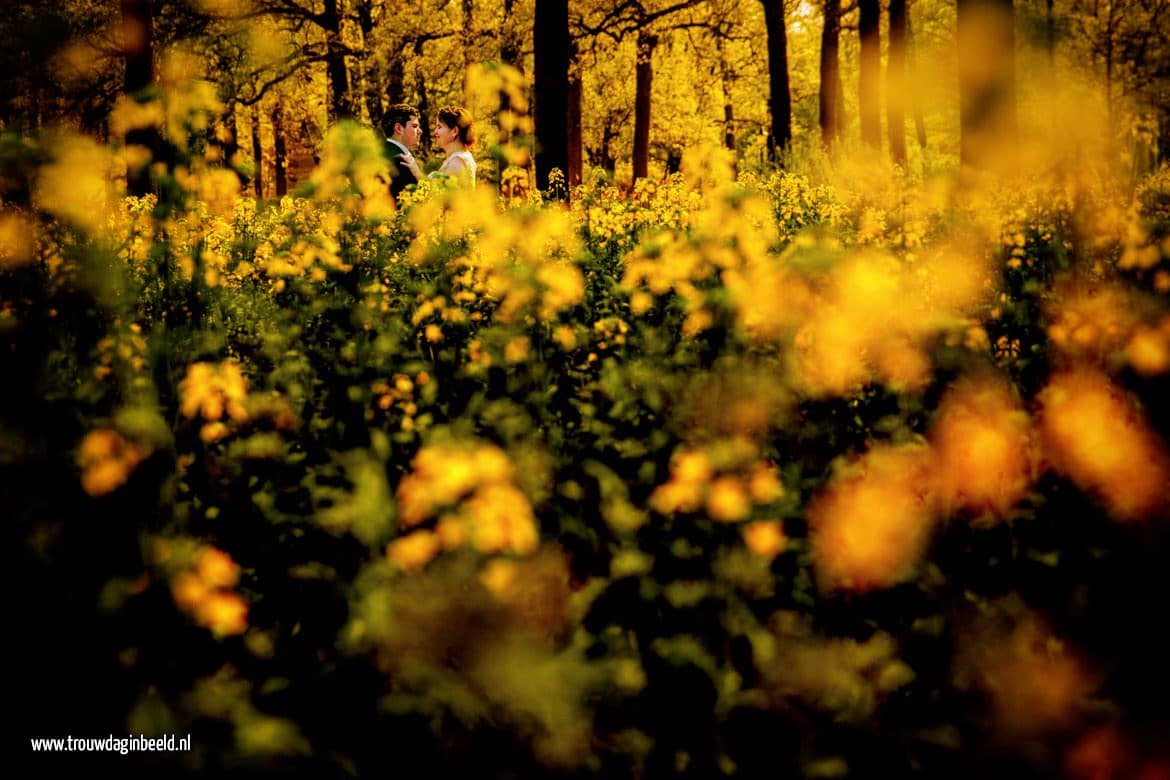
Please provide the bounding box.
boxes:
[429,106,477,188]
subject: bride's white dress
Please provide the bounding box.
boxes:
[435,150,476,187]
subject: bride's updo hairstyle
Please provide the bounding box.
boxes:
[437,106,476,148]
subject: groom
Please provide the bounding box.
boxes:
[383,103,424,199]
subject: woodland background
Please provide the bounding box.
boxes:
[3,0,1167,192]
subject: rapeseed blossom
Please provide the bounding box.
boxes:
[76,428,150,497]
[1037,369,1170,521]
[930,375,1036,518]
[391,441,538,570]
[809,444,936,591]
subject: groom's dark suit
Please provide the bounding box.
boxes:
[385,139,418,198]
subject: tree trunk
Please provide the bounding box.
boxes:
[819,0,844,149]
[533,0,570,194]
[761,0,792,159]
[323,0,352,119]
[386,59,405,107]
[887,0,908,164]
[1045,0,1054,67]
[274,102,287,197]
[357,0,382,129]
[633,31,656,181]
[121,0,153,94]
[222,106,243,181]
[500,0,522,69]
[600,125,616,174]
[568,45,583,188]
[121,0,155,196]
[907,9,928,149]
[859,0,881,150]
[715,32,737,153]
[251,104,263,198]
[956,0,1017,166]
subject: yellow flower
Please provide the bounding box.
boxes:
[170,571,210,614]
[536,262,585,320]
[706,476,751,522]
[672,449,712,485]
[195,546,241,588]
[505,336,531,363]
[810,444,936,591]
[747,462,784,504]
[178,361,250,423]
[76,428,148,496]
[1125,324,1170,376]
[386,530,442,571]
[648,480,703,515]
[35,135,114,235]
[1038,370,1170,521]
[169,545,248,636]
[195,591,249,637]
[479,558,519,597]
[930,376,1035,518]
[463,483,538,555]
[743,521,786,561]
[0,213,36,269]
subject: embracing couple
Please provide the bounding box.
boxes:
[383,103,477,198]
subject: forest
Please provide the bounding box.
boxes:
[4,0,1170,777]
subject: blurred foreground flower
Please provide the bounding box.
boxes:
[930,375,1036,518]
[178,360,250,425]
[76,428,150,496]
[390,441,538,570]
[809,443,936,591]
[955,607,1097,738]
[1038,369,1170,521]
[170,546,248,637]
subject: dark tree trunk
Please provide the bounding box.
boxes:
[568,45,583,188]
[907,9,928,149]
[251,105,263,198]
[760,0,792,160]
[121,0,156,197]
[600,125,617,174]
[534,0,570,194]
[956,0,1017,166]
[819,0,844,149]
[633,31,656,181]
[121,0,153,95]
[888,0,908,164]
[859,0,882,150]
[221,106,243,182]
[500,0,522,68]
[357,0,383,129]
[274,102,287,197]
[386,59,405,107]
[322,0,352,119]
[1045,0,1055,67]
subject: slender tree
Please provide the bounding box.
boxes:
[819,0,844,149]
[121,0,156,196]
[568,42,584,187]
[575,1,705,180]
[956,0,1017,166]
[273,99,287,196]
[887,0,908,164]
[859,0,881,149]
[760,0,793,159]
[534,0,570,194]
[251,105,264,198]
[633,30,657,180]
[906,8,928,149]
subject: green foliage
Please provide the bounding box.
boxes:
[7,120,1170,780]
